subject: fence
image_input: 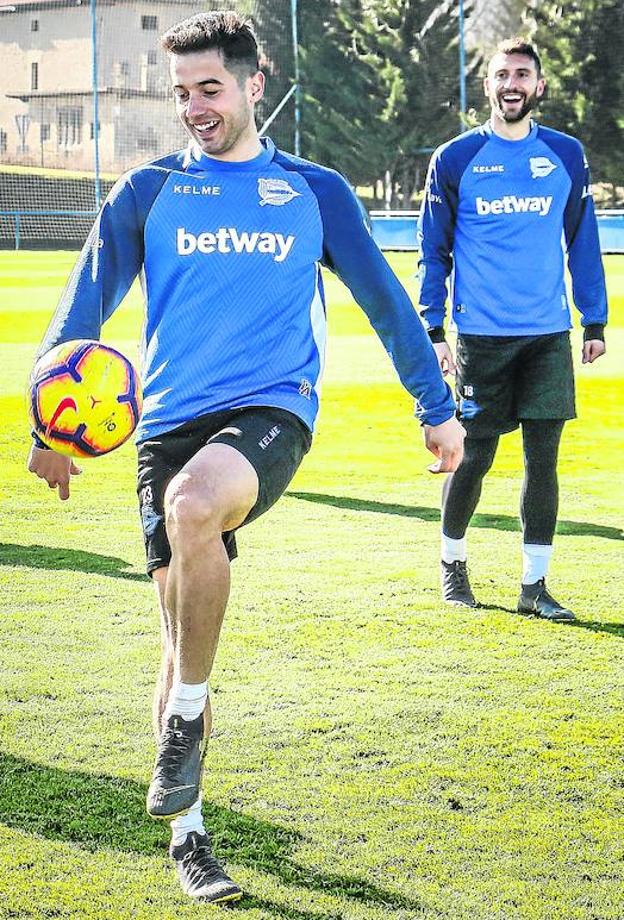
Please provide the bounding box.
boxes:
[0,0,297,247]
[369,210,624,254]
[1,1,622,252]
[3,206,624,253]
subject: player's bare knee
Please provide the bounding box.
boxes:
[164,474,225,541]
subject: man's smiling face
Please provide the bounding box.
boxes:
[170,48,264,159]
[485,52,545,124]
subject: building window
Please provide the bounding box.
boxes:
[31,19,39,32]
[147,50,158,65]
[0,129,7,153]
[113,60,130,88]
[141,15,158,30]
[40,123,50,141]
[31,62,39,91]
[57,107,83,147]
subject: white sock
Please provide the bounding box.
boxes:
[170,795,206,845]
[441,533,467,564]
[522,543,553,585]
[164,679,208,722]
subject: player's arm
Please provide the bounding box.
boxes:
[562,143,608,364]
[28,174,146,498]
[417,148,458,373]
[308,168,464,472]
[36,174,146,357]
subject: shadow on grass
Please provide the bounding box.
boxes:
[473,603,519,614]
[569,620,624,638]
[0,753,421,915]
[287,492,624,542]
[0,542,146,581]
[233,898,343,919]
[475,605,623,637]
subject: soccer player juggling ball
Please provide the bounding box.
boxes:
[418,37,608,621]
[27,11,464,905]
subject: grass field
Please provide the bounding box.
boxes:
[0,251,623,920]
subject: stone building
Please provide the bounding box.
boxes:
[0,0,208,173]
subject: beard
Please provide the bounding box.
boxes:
[493,88,540,123]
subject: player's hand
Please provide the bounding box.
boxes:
[27,445,82,501]
[423,416,465,473]
[582,339,606,364]
[433,341,456,376]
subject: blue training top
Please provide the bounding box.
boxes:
[417,121,608,336]
[40,138,454,443]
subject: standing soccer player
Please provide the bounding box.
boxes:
[27,11,464,905]
[418,37,608,620]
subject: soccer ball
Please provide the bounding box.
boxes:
[29,339,142,458]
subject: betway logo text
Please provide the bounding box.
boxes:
[476,195,553,217]
[177,227,295,262]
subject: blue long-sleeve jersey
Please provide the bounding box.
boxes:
[418,121,608,336]
[40,138,454,443]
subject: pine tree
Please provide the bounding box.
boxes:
[298,0,388,185]
[526,0,624,198]
[252,0,297,151]
[298,0,480,204]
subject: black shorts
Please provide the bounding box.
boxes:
[455,331,576,437]
[136,406,312,575]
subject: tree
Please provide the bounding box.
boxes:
[298,0,481,205]
[525,0,624,198]
[297,0,389,185]
[337,0,467,204]
[252,0,297,151]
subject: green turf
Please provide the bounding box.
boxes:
[0,251,623,920]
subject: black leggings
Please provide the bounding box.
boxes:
[442,420,565,545]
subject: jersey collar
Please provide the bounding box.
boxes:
[183,136,276,173]
[483,119,539,145]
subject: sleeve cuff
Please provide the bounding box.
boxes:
[583,324,605,343]
[31,431,51,450]
[427,326,446,344]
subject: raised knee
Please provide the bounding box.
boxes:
[164,475,222,539]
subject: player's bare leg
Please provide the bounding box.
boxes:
[150,571,241,905]
[164,442,258,682]
[153,567,237,900]
[152,567,217,741]
[147,443,258,819]
[152,567,176,736]
[147,445,257,904]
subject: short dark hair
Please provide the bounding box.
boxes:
[491,37,542,77]
[160,11,259,74]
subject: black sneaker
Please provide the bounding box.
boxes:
[170,831,243,904]
[146,713,206,819]
[441,560,478,608]
[517,579,576,622]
